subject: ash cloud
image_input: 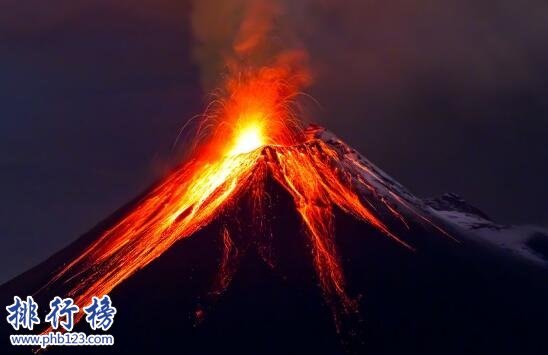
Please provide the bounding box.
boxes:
[190,0,307,90]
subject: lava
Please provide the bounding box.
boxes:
[39,63,450,337]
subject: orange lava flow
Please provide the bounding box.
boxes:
[41,66,447,335]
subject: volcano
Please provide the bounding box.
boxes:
[1,124,548,355]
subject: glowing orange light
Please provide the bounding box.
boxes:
[228,117,266,156]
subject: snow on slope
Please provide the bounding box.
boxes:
[427,194,548,266]
[310,125,426,206]
[311,125,548,266]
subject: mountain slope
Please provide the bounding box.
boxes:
[1,126,547,355]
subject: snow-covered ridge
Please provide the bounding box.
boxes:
[309,124,548,266]
[427,194,548,266]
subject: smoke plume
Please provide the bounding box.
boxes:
[190,0,310,91]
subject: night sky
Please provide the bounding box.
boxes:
[1,0,547,283]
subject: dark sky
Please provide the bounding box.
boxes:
[1,0,547,283]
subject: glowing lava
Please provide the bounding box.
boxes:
[40,66,450,337]
[228,118,265,156]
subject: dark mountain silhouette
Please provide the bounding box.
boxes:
[1,126,547,355]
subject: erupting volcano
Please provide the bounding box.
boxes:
[2,65,548,353]
[2,2,548,354]
[35,61,455,338]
